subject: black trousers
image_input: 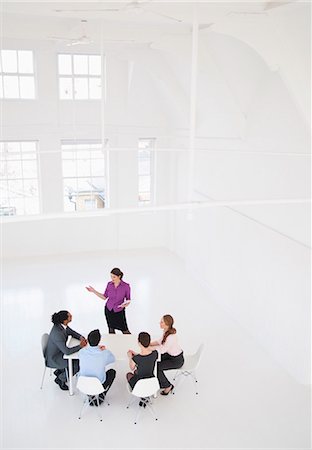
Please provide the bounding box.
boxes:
[157,352,184,388]
[58,360,79,383]
[102,368,116,393]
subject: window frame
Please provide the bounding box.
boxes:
[138,138,155,206]
[61,139,108,212]
[0,140,41,216]
[0,50,36,100]
[57,53,102,100]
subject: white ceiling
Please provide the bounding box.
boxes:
[1,1,297,45]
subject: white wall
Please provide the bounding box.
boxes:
[2,210,171,258]
[169,4,310,384]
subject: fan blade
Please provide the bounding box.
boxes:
[54,9,121,12]
[199,23,215,31]
[143,8,183,22]
[47,36,77,41]
[66,41,82,46]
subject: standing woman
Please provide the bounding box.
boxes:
[150,314,184,395]
[86,268,131,334]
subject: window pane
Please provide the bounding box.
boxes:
[89,77,101,99]
[77,150,90,159]
[0,161,7,177]
[19,76,35,98]
[139,175,150,192]
[18,51,33,73]
[62,159,76,177]
[59,77,73,99]
[77,178,90,190]
[7,142,21,153]
[73,55,88,75]
[74,77,88,99]
[7,160,22,178]
[64,178,77,193]
[90,150,103,158]
[0,181,8,200]
[6,152,20,161]
[139,192,150,203]
[84,198,97,210]
[8,179,23,197]
[91,177,105,191]
[24,179,38,196]
[89,55,101,75]
[3,75,19,98]
[12,198,25,215]
[91,159,104,176]
[62,151,75,159]
[2,50,17,73]
[22,154,35,161]
[21,142,36,152]
[77,159,90,177]
[58,54,72,75]
[22,160,37,178]
[139,159,150,175]
[64,197,76,212]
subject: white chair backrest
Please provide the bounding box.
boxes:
[41,333,49,357]
[193,343,205,367]
[131,377,160,398]
[77,376,104,396]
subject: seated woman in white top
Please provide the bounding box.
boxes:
[150,314,184,395]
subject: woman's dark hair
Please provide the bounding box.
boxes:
[161,314,176,344]
[138,332,151,348]
[111,267,123,279]
[88,329,101,346]
[51,310,69,325]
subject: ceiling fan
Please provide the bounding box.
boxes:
[48,19,143,46]
[48,19,93,46]
[53,1,183,23]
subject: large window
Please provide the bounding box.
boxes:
[138,138,155,205]
[58,54,102,99]
[0,141,40,215]
[0,50,35,99]
[61,140,107,212]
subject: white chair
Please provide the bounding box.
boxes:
[173,343,204,394]
[40,333,68,389]
[126,377,160,424]
[77,376,108,421]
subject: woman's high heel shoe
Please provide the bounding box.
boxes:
[160,384,174,396]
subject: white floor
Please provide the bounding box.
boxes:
[2,248,310,449]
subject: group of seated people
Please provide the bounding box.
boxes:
[44,310,185,403]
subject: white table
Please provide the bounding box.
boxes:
[64,334,139,395]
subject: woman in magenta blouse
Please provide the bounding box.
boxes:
[86,268,131,334]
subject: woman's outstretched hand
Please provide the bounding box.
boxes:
[85,285,95,293]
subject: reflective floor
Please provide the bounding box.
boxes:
[2,249,310,449]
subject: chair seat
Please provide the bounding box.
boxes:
[77,376,104,396]
[131,377,160,398]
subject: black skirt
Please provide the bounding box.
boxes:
[105,305,129,331]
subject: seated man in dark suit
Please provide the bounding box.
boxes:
[45,310,87,390]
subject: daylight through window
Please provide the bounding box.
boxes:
[61,140,107,212]
[0,50,35,99]
[58,54,102,100]
[0,141,40,215]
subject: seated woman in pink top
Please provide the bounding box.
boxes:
[86,267,131,334]
[150,314,184,395]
